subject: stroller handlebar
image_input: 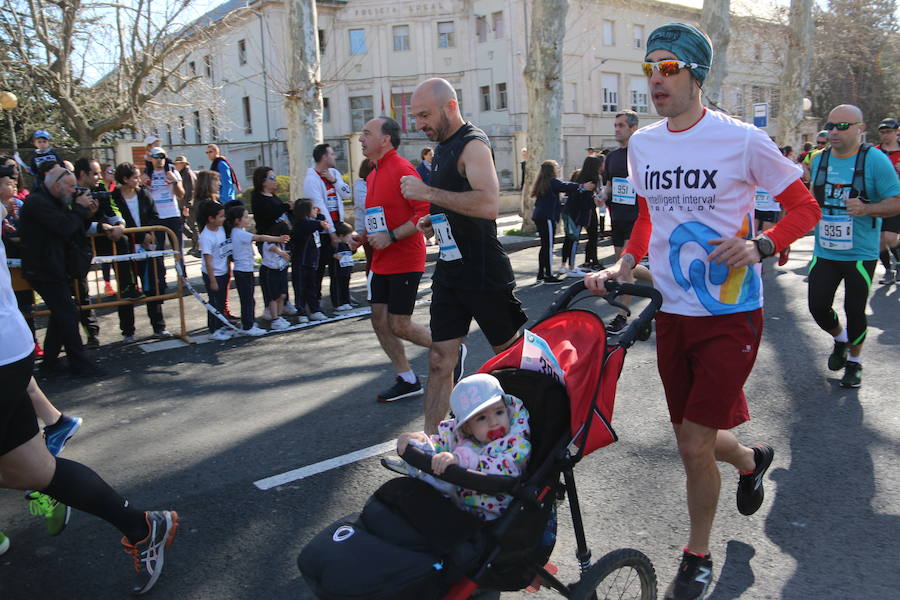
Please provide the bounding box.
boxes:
[399,444,519,495]
[539,281,664,350]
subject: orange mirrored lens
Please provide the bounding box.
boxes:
[642,61,684,77]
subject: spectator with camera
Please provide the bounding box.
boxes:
[18,163,104,378]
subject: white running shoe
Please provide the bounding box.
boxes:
[270,317,291,330]
[242,325,267,337]
[309,311,328,321]
[335,304,354,311]
[210,327,233,341]
[297,315,310,323]
[282,302,298,316]
[566,268,587,278]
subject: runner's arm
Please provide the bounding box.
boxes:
[765,179,822,250]
[846,194,900,218]
[400,140,500,220]
[621,194,652,265]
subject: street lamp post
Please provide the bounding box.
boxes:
[0,91,18,151]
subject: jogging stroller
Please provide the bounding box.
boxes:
[299,281,663,600]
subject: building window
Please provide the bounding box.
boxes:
[204,55,212,78]
[567,82,578,113]
[323,97,331,123]
[188,61,196,76]
[193,111,202,144]
[770,87,780,118]
[437,22,455,48]
[244,159,257,180]
[492,11,505,39]
[751,85,765,104]
[318,29,326,54]
[166,124,173,147]
[633,25,644,49]
[630,77,649,113]
[602,20,615,46]
[456,89,464,113]
[496,83,507,110]
[238,39,247,65]
[733,87,745,118]
[754,44,762,61]
[393,25,410,51]
[480,85,491,112]
[476,16,487,43]
[602,74,618,112]
[179,116,187,143]
[242,96,252,134]
[349,96,373,131]
[208,109,219,140]
[349,29,367,55]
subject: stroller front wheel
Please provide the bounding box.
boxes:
[570,548,657,600]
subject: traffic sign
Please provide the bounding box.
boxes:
[753,103,769,128]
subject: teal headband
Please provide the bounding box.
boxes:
[646,23,713,86]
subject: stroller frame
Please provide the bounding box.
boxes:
[399,281,664,600]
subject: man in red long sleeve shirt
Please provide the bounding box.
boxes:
[584,23,821,600]
[357,117,432,403]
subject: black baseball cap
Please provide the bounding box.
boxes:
[878,118,898,130]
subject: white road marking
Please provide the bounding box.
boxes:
[253,440,398,490]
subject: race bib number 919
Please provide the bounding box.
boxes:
[365,206,388,234]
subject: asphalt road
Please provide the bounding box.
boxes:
[1,234,898,599]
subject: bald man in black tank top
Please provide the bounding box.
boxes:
[402,78,527,434]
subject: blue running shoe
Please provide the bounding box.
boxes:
[44,414,83,457]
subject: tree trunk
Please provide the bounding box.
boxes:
[777,0,814,148]
[700,0,731,110]
[284,0,324,200]
[521,0,568,234]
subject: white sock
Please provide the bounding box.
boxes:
[833,329,849,343]
[398,370,417,384]
[847,355,861,364]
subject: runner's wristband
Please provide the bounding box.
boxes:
[388,228,397,242]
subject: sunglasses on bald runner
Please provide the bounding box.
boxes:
[824,121,862,131]
[641,60,708,78]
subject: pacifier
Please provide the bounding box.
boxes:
[487,427,506,441]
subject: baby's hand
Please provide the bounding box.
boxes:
[431,451,458,475]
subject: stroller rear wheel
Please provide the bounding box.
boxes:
[570,548,657,600]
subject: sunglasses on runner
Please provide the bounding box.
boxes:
[266,174,277,180]
[641,60,708,78]
[824,121,862,131]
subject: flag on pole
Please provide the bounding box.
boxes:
[381,92,386,114]
[400,93,407,132]
[389,93,396,120]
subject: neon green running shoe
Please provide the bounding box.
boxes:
[26,492,71,536]
[0,531,9,555]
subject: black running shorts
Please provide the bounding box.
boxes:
[0,353,39,456]
[610,219,636,248]
[367,271,423,315]
[430,282,527,347]
[881,214,900,233]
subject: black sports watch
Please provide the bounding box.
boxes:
[752,234,775,260]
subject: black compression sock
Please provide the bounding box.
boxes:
[42,457,149,543]
[880,250,894,271]
[892,245,900,261]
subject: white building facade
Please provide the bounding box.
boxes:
[139,0,811,189]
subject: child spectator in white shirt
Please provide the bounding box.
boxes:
[198,202,232,340]
[260,222,292,330]
[225,205,290,336]
[330,221,355,311]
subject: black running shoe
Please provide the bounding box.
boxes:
[664,551,713,600]
[737,444,774,516]
[606,314,628,336]
[827,341,848,371]
[879,269,896,285]
[840,361,862,388]
[542,275,564,284]
[454,343,468,384]
[376,376,423,403]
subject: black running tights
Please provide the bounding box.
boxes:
[43,457,149,543]
[807,257,876,346]
[536,219,556,279]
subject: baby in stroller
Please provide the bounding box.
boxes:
[396,373,531,521]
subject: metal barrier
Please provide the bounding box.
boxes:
[8,225,193,344]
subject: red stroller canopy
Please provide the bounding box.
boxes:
[479,309,625,457]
